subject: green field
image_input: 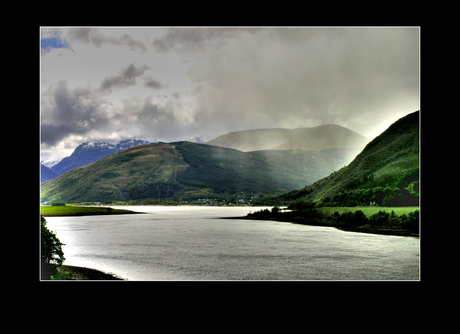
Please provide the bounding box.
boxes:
[317,206,419,217]
[40,206,139,217]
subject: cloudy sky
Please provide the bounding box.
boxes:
[40,27,420,161]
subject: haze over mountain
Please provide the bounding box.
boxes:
[207,125,369,152]
[260,110,420,207]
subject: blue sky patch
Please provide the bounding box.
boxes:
[41,36,69,51]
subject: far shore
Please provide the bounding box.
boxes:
[222,215,419,237]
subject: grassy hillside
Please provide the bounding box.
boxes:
[255,111,420,207]
[207,125,369,152]
[41,141,361,204]
[40,143,189,203]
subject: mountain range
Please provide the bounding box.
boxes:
[40,139,363,204]
[43,119,418,205]
[41,126,369,184]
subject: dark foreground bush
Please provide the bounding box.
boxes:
[400,210,419,230]
[333,210,368,227]
[287,201,315,211]
[369,210,390,227]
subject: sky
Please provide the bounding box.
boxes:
[40,27,420,162]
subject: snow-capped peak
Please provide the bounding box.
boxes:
[116,138,150,150]
[41,159,62,168]
[185,134,219,144]
[75,141,117,153]
[72,138,151,156]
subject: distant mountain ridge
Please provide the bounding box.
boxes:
[41,164,58,183]
[207,125,369,152]
[41,159,62,168]
[49,138,150,178]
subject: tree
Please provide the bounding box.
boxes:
[288,201,315,211]
[333,210,368,227]
[41,215,65,267]
[350,210,368,227]
[400,210,419,230]
[369,210,390,227]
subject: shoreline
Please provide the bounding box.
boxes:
[222,216,419,237]
[52,265,124,280]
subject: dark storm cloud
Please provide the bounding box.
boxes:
[41,79,111,145]
[98,63,152,93]
[68,28,147,52]
[41,61,168,148]
[41,123,75,146]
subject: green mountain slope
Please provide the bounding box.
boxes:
[260,111,420,206]
[207,125,369,152]
[40,143,189,203]
[41,141,361,204]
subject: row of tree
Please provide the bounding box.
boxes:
[321,186,419,207]
[248,204,419,232]
[331,209,419,230]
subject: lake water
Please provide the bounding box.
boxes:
[45,206,420,280]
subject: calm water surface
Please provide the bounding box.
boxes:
[45,206,420,280]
